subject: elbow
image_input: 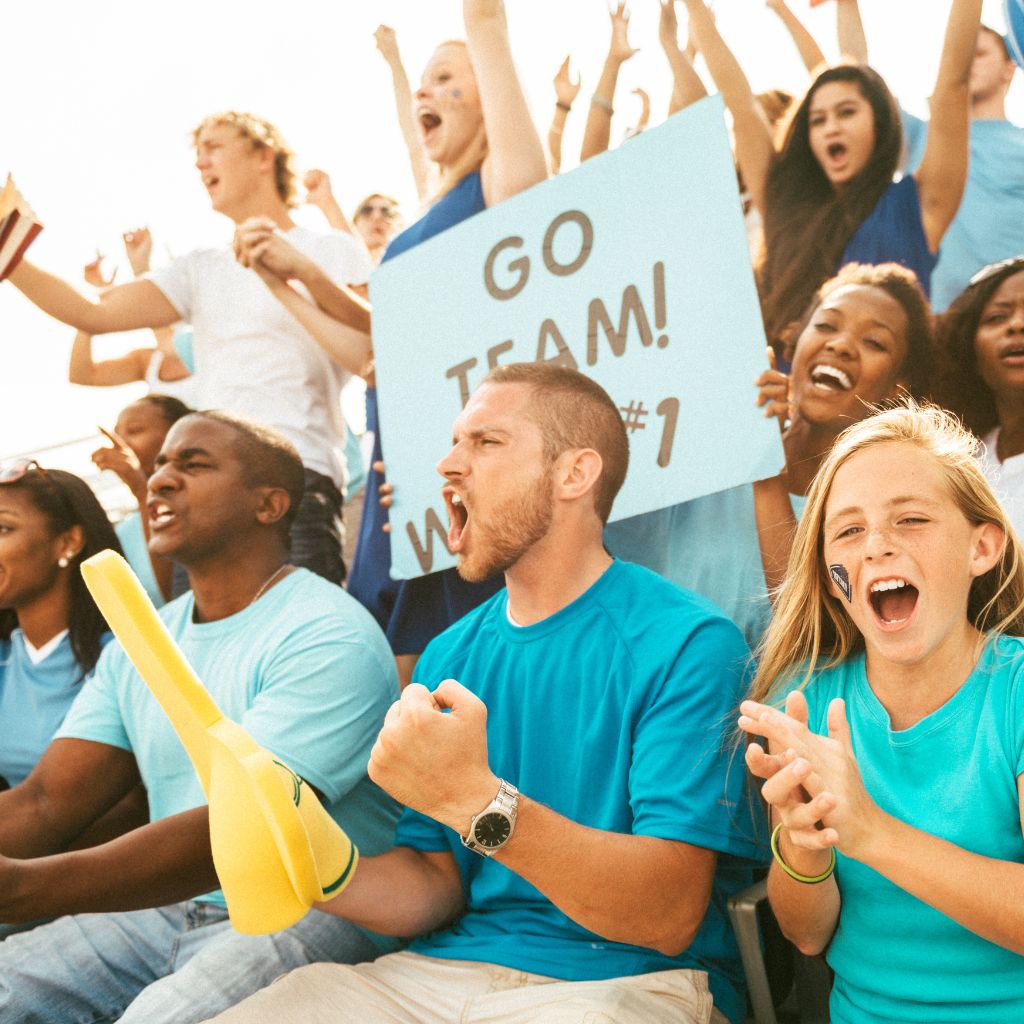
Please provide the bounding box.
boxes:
[779,922,829,957]
[640,912,704,958]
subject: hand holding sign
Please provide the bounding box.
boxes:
[80,550,358,934]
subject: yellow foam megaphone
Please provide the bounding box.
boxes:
[81,550,357,934]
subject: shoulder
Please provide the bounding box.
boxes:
[417,587,505,675]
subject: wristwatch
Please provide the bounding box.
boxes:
[461,780,519,856]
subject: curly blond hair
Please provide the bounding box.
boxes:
[192,111,298,208]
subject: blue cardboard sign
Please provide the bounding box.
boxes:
[370,95,784,580]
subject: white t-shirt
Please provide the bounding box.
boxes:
[149,227,372,487]
[144,349,200,407]
[980,427,1024,540]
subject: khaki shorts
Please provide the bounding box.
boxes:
[205,949,731,1024]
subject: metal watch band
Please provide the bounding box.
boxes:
[461,780,519,856]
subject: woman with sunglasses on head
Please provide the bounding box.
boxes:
[0,462,122,790]
[738,404,1024,1023]
[236,0,547,686]
[683,0,980,357]
[932,256,1024,537]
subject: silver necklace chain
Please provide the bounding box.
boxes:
[249,564,290,608]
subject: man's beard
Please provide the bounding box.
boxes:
[455,473,554,583]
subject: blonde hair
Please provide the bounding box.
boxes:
[191,111,298,208]
[428,41,488,202]
[749,403,1024,704]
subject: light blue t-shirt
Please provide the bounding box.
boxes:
[781,636,1024,1023]
[904,112,1024,311]
[115,512,164,608]
[57,568,401,907]
[605,484,806,651]
[0,630,107,787]
[396,560,764,1024]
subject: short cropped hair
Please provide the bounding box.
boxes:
[188,411,305,536]
[483,363,629,523]
[191,111,298,207]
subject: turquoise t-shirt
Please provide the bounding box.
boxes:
[115,512,164,608]
[0,630,108,787]
[782,636,1024,1023]
[57,569,401,907]
[396,560,764,1024]
[904,112,1024,311]
[605,484,806,651]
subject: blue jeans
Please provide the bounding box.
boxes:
[0,901,386,1024]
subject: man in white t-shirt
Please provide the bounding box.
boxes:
[7,111,372,584]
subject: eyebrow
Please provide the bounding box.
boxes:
[155,446,212,464]
[816,307,898,338]
[825,495,943,525]
[451,426,512,444]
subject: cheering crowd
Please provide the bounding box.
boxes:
[1,1,1023,1021]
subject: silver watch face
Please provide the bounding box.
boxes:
[473,811,512,849]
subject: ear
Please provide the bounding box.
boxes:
[255,144,276,177]
[553,448,603,507]
[254,487,292,528]
[54,524,85,563]
[968,521,1005,579]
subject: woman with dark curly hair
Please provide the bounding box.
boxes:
[0,462,121,788]
[933,256,1024,534]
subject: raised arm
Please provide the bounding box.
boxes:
[836,0,869,63]
[682,0,775,214]
[548,56,581,176]
[304,169,355,236]
[914,0,982,253]
[375,24,434,203]
[580,2,638,162]
[8,261,179,334]
[659,0,708,117]
[766,0,826,73]
[68,331,151,386]
[465,0,548,205]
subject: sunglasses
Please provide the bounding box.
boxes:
[357,204,398,220]
[0,458,48,484]
[968,256,1024,288]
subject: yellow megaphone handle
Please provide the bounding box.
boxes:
[81,550,223,792]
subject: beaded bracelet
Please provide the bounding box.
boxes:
[771,823,836,884]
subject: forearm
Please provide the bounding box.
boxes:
[317,846,464,936]
[11,261,114,333]
[261,275,371,375]
[294,260,373,334]
[856,810,1024,956]
[492,797,713,955]
[836,0,868,63]
[68,330,99,384]
[770,2,826,72]
[581,57,623,161]
[0,807,216,923]
[387,63,433,202]
[548,106,569,175]
[314,195,353,235]
[766,830,840,955]
[753,475,798,596]
[933,0,983,98]
[663,46,707,116]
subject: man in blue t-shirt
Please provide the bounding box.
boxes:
[210,364,763,1024]
[0,412,400,1024]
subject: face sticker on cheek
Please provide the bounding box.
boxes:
[829,563,852,603]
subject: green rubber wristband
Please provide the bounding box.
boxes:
[771,822,836,884]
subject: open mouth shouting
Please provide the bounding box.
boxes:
[997,340,1024,369]
[809,363,853,393]
[148,500,179,533]
[417,107,442,145]
[868,576,919,629]
[443,487,469,554]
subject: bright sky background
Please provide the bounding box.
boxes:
[3,0,1020,488]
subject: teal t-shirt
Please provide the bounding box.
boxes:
[783,636,1024,1023]
[396,560,764,1024]
[115,512,164,608]
[0,630,108,787]
[57,569,401,907]
[605,484,807,651]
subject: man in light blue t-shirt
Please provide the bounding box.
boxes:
[210,364,763,1024]
[0,412,400,1024]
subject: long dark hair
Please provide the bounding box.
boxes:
[0,469,122,679]
[932,258,1024,437]
[758,64,903,349]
